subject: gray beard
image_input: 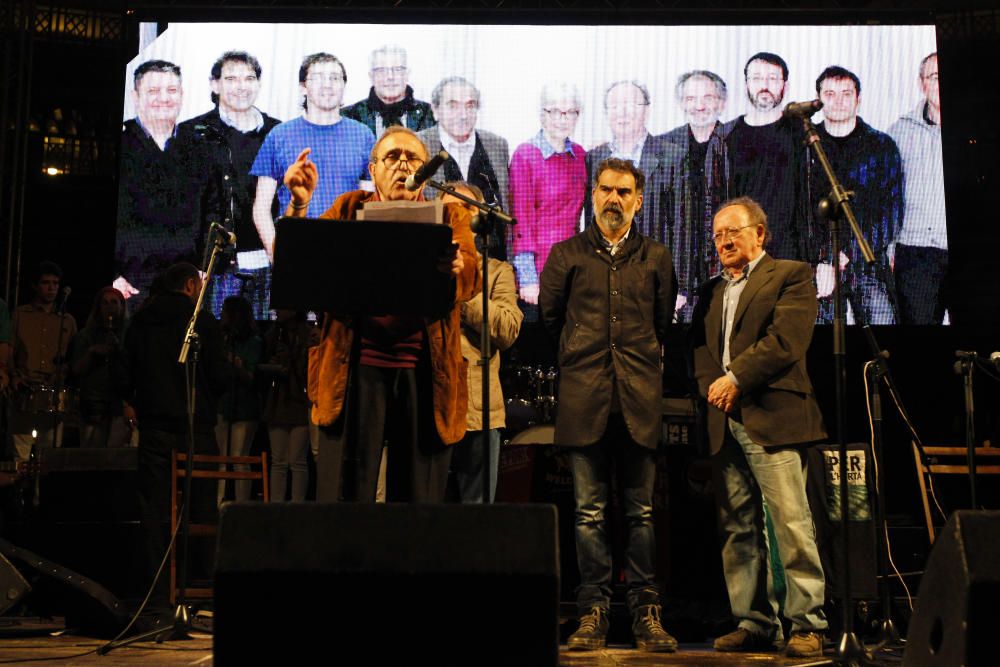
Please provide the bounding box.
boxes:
[600,209,626,230]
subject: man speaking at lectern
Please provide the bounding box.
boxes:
[281,126,479,503]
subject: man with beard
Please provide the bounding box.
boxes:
[179,51,281,318]
[584,81,681,251]
[811,66,903,324]
[661,70,733,321]
[726,53,815,265]
[540,158,678,653]
[251,53,375,263]
[888,52,947,324]
[342,44,436,137]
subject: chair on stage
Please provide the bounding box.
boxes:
[170,452,270,603]
[912,440,999,544]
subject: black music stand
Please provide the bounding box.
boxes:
[270,216,455,318]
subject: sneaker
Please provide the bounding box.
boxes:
[567,606,609,651]
[713,627,777,652]
[785,631,824,657]
[631,605,678,652]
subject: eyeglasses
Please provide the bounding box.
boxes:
[712,224,756,245]
[606,102,649,113]
[921,72,940,82]
[747,75,784,85]
[380,149,425,170]
[444,100,478,112]
[305,73,344,84]
[682,95,722,106]
[372,66,407,76]
[544,108,580,120]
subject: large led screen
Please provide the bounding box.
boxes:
[117,22,944,324]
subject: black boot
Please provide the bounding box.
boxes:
[567,606,609,651]
[631,604,678,652]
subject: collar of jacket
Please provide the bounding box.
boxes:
[585,222,641,261]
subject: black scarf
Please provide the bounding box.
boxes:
[367,85,416,127]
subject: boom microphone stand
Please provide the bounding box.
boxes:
[421,169,516,503]
[100,225,232,652]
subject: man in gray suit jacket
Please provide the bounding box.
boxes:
[691,197,828,659]
[418,76,510,258]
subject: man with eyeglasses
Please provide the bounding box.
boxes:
[250,52,375,264]
[509,81,589,306]
[660,70,734,321]
[177,51,282,318]
[541,158,679,654]
[281,126,478,503]
[116,59,206,307]
[810,66,903,325]
[726,53,817,266]
[342,44,435,138]
[887,52,947,324]
[584,81,679,249]
[691,197,827,658]
[419,76,510,259]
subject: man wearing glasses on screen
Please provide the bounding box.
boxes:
[887,52,947,324]
[726,53,817,267]
[418,76,510,259]
[661,70,733,321]
[342,44,436,138]
[250,52,375,264]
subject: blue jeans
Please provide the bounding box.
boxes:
[452,429,500,503]
[568,413,660,614]
[713,419,828,639]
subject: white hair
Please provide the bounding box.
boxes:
[539,81,581,112]
[369,44,408,70]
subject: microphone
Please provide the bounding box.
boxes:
[783,99,823,118]
[210,222,237,246]
[990,351,1000,371]
[58,286,72,315]
[405,150,449,191]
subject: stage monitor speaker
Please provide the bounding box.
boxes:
[214,503,559,666]
[903,510,1000,667]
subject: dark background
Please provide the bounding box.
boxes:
[1,0,998,529]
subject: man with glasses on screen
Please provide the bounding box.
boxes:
[810,65,903,325]
[691,197,827,658]
[418,76,510,259]
[115,60,205,305]
[888,52,947,324]
[661,70,733,321]
[342,44,435,137]
[178,51,281,318]
[726,53,816,266]
[281,126,477,503]
[585,81,676,249]
[250,52,375,264]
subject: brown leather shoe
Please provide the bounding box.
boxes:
[713,627,777,652]
[785,631,825,657]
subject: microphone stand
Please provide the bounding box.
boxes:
[101,228,231,652]
[798,110,873,665]
[954,352,977,509]
[422,178,516,503]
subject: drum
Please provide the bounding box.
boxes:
[15,384,80,417]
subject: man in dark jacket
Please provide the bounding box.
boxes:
[341,44,435,138]
[690,197,827,658]
[116,262,231,611]
[540,158,678,653]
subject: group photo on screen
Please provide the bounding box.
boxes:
[116,22,944,325]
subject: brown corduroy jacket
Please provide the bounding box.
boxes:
[306,190,480,445]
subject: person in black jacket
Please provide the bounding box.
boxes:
[116,262,231,612]
[540,158,678,653]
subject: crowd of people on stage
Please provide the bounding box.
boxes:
[116,45,946,326]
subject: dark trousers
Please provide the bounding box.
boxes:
[314,364,452,503]
[137,428,218,609]
[895,243,948,325]
[568,413,660,614]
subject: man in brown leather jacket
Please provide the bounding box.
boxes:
[540,158,678,653]
[282,126,478,503]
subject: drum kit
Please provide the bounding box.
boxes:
[13,383,80,430]
[502,365,558,446]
